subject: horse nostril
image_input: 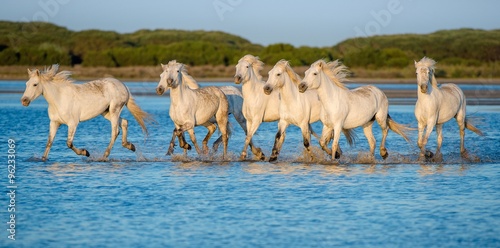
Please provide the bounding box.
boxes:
[156,87,164,95]
[234,75,242,84]
[21,97,30,106]
[263,85,272,95]
[298,83,308,93]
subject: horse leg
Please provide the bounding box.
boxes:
[269,121,288,162]
[185,128,202,155]
[456,110,468,158]
[236,114,264,160]
[320,126,333,157]
[240,120,261,160]
[331,126,343,159]
[120,118,136,152]
[166,128,177,155]
[102,113,120,159]
[362,121,376,159]
[202,123,217,154]
[435,123,443,160]
[42,120,60,161]
[301,124,314,161]
[215,116,229,160]
[376,116,389,159]
[66,123,90,158]
[421,120,436,159]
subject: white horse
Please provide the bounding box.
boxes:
[414,57,483,160]
[263,60,354,161]
[156,64,261,158]
[234,55,280,160]
[21,64,150,161]
[156,60,230,158]
[298,59,411,160]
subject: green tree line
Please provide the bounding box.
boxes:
[0,21,499,70]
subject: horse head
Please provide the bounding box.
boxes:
[299,59,326,93]
[415,57,436,94]
[21,69,43,106]
[157,61,184,95]
[235,54,264,84]
[263,60,289,95]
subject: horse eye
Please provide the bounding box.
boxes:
[246,66,249,68]
[277,73,281,76]
[313,73,318,76]
[33,83,38,87]
[176,70,179,73]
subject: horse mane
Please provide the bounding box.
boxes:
[314,59,350,90]
[277,59,301,86]
[239,54,264,81]
[38,64,74,84]
[415,57,438,87]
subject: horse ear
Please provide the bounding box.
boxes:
[27,68,31,74]
[414,60,417,66]
[35,69,40,76]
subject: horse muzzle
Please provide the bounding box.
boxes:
[234,75,242,84]
[166,78,174,87]
[263,85,273,95]
[298,82,308,93]
[420,84,428,94]
[21,97,30,106]
[156,86,165,95]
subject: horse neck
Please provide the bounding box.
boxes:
[317,73,343,102]
[41,80,72,107]
[279,76,300,104]
[169,77,192,106]
[241,73,264,98]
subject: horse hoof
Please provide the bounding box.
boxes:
[425,150,434,159]
[334,151,341,159]
[259,153,266,161]
[381,149,388,160]
[186,144,192,150]
[130,144,136,152]
[84,150,90,157]
[42,156,48,162]
[269,156,278,162]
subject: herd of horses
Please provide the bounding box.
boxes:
[20,55,483,162]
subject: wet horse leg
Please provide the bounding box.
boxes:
[42,120,60,161]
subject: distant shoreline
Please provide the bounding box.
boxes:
[1,65,500,84]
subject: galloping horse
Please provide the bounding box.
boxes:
[156,60,230,158]
[299,59,411,160]
[156,63,261,158]
[21,64,151,161]
[234,55,280,160]
[263,60,354,161]
[414,57,483,160]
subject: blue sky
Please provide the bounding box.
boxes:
[1,0,499,47]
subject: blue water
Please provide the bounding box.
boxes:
[1,80,500,247]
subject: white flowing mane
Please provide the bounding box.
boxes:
[36,64,74,84]
[276,59,301,85]
[415,57,438,87]
[239,55,264,81]
[314,59,350,90]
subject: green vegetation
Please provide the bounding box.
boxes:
[0,21,499,78]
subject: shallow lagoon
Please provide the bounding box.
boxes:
[1,81,500,247]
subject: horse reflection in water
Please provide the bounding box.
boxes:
[20,64,151,161]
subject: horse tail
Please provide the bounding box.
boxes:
[342,128,357,146]
[126,95,153,136]
[387,114,412,142]
[465,117,484,136]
